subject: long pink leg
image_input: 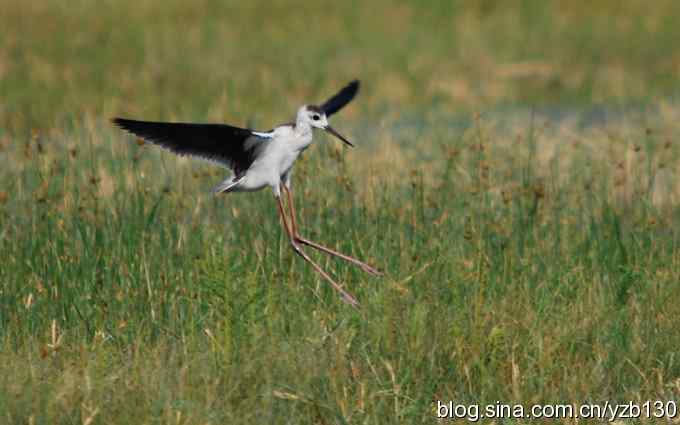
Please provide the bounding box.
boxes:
[283,185,382,276]
[285,185,299,236]
[276,196,360,308]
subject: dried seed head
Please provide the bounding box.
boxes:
[446,147,460,159]
[533,183,545,199]
[23,142,32,159]
[501,189,512,204]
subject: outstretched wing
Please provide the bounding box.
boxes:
[320,80,360,116]
[112,118,272,177]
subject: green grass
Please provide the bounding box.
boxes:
[2,1,680,423]
[3,0,680,133]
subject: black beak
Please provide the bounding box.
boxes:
[324,125,354,148]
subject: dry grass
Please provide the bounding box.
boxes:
[3,0,680,132]
[3,1,680,423]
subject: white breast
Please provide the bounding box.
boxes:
[237,125,313,194]
[275,125,313,177]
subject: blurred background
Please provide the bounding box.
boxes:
[2,1,680,423]
[3,0,680,133]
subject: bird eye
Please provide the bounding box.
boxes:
[312,114,320,121]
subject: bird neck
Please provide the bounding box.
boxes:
[294,120,313,138]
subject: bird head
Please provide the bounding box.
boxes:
[297,105,354,147]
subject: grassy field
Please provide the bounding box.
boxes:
[2,1,680,423]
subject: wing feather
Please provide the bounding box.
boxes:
[112,118,269,177]
[320,80,360,116]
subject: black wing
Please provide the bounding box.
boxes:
[320,80,360,116]
[112,118,270,178]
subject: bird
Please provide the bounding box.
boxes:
[113,80,380,307]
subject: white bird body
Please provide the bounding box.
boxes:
[113,80,379,307]
[234,109,315,196]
